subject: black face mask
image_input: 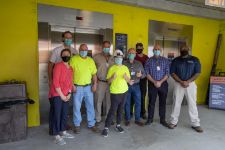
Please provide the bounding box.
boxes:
[180,51,189,57]
[136,49,143,54]
[61,56,71,62]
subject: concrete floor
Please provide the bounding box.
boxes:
[1,105,225,150]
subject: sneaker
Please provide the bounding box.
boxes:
[60,131,74,139]
[135,121,144,127]
[89,125,100,133]
[54,136,66,145]
[101,128,109,137]
[73,126,80,134]
[192,126,203,133]
[168,123,177,129]
[115,125,124,133]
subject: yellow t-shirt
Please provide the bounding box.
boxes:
[70,55,97,85]
[106,65,130,94]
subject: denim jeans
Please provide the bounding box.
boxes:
[125,83,141,121]
[73,85,96,127]
[49,96,69,136]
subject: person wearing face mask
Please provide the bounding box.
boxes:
[168,45,203,133]
[134,43,149,120]
[48,31,78,88]
[93,41,114,126]
[123,48,145,126]
[48,49,74,145]
[70,44,99,134]
[144,44,170,127]
[102,50,134,137]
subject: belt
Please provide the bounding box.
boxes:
[97,78,107,82]
[98,79,107,82]
[74,84,91,87]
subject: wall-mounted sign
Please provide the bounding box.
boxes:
[209,76,225,110]
[115,33,127,55]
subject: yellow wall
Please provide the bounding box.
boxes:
[0,0,223,126]
[217,21,225,73]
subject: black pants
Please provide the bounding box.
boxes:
[49,96,69,135]
[147,81,168,122]
[130,78,147,117]
[105,92,127,128]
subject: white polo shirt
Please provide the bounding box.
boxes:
[49,45,78,63]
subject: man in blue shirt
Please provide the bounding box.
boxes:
[168,45,203,133]
[144,44,170,127]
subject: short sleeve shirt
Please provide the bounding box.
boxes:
[123,60,146,84]
[106,65,130,94]
[50,45,78,63]
[93,53,114,81]
[70,55,97,85]
[170,55,201,81]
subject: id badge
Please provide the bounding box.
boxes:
[131,71,136,76]
[157,66,161,71]
[106,63,109,67]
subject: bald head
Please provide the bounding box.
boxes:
[79,44,88,51]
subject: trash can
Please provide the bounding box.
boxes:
[0,82,34,144]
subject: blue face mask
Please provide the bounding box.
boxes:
[115,57,123,65]
[64,39,72,46]
[79,50,88,57]
[128,53,135,60]
[103,48,110,54]
[153,50,161,56]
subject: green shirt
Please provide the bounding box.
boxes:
[106,65,130,94]
[70,55,97,85]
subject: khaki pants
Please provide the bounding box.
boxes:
[170,81,200,127]
[94,81,111,122]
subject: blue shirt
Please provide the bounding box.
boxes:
[170,55,201,81]
[144,56,170,81]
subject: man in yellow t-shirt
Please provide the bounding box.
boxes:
[102,50,134,137]
[70,44,99,133]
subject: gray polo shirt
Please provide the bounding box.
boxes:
[123,60,146,84]
[93,53,114,81]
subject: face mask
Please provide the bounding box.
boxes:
[103,48,110,54]
[79,51,88,58]
[153,50,161,56]
[128,53,135,60]
[64,39,72,46]
[61,56,71,62]
[115,57,123,65]
[180,51,189,57]
[136,49,143,54]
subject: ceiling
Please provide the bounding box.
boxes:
[102,0,225,20]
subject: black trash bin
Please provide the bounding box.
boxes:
[0,83,34,144]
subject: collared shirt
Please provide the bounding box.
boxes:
[135,54,149,66]
[106,65,130,94]
[93,53,114,81]
[70,55,97,85]
[123,60,146,84]
[145,56,170,81]
[49,62,73,98]
[49,45,78,63]
[170,55,201,81]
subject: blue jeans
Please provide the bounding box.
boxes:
[49,96,69,136]
[125,83,141,121]
[73,85,96,127]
